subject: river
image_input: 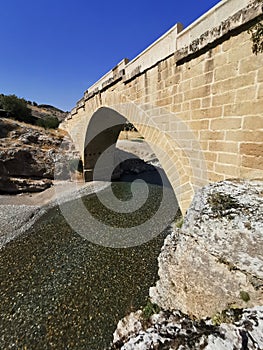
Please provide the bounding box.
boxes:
[0,171,178,349]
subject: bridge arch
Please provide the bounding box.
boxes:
[81,104,207,214]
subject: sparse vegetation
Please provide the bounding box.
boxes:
[249,21,263,54]
[212,308,243,326]
[36,115,60,129]
[240,291,250,302]
[175,216,184,228]
[207,192,239,217]
[217,256,237,271]
[142,299,160,320]
[0,94,33,123]
[248,0,263,55]
[0,93,65,129]
[123,122,138,132]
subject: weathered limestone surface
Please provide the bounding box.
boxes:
[150,180,263,318]
[0,118,79,193]
[111,307,263,349]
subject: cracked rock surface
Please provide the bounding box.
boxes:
[150,180,263,318]
[111,306,263,349]
[0,118,79,194]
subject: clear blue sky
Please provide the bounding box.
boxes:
[0,0,221,111]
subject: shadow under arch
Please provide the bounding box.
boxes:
[83,106,178,191]
[84,107,127,181]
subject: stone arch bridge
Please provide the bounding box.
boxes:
[61,0,263,214]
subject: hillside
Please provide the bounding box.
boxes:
[29,103,68,122]
[0,94,68,127]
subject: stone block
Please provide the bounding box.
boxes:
[212,72,256,95]
[156,97,173,107]
[190,99,201,110]
[188,119,209,131]
[191,106,222,119]
[213,53,228,67]
[209,141,239,153]
[235,85,257,102]
[225,130,263,143]
[258,67,263,83]
[257,83,263,99]
[204,151,217,162]
[239,55,263,74]
[203,58,215,73]
[172,93,183,104]
[207,171,224,182]
[210,117,242,130]
[212,92,235,107]
[191,72,213,89]
[224,100,262,117]
[178,79,191,93]
[242,155,263,170]
[201,97,211,108]
[214,163,240,177]
[200,130,225,141]
[214,63,238,81]
[182,63,203,80]
[240,143,263,157]
[184,85,211,101]
[227,41,251,63]
[243,116,263,130]
[217,152,240,166]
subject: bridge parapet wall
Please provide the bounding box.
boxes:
[67,0,263,111]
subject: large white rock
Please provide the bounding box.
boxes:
[150,180,263,318]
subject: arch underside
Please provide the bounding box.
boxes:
[84,107,126,181]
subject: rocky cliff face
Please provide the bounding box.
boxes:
[111,179,263,349]
[0,118,80,193]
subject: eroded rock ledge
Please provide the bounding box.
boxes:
[112,179,263,349]
[0,118,79,194]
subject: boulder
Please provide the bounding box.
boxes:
[150,180,263,318]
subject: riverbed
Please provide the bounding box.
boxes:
[0,139,179,349]
[0,179,178,350]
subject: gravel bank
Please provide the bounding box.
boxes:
[0,181,110,249]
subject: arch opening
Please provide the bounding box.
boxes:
[84,107,176,191]
[84,107,126,181]
[83,106,182,221]
[81,102,207,215]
